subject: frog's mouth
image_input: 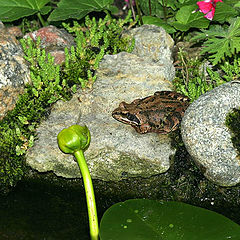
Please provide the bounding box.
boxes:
[112,112,140,126]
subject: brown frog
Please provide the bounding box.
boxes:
[112,91,190,134]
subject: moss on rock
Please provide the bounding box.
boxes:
[226,108,240,157]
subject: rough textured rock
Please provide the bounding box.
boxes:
[181,81,240,186]
[0,21,31,120]
[124,24,174,63]
[26,25,176,181]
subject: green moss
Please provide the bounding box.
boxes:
[62,11,135,88]
[0,12,135,193]
[226,108,240,157]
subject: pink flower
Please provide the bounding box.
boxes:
[197,0,223,20]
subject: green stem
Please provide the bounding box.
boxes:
[148,0,152,16]
[162,0,167,22]
[37,12,47,27]
[74,150,99,240]
[129,0,136,20]
[135,0,143,25]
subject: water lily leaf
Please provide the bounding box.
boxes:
[100,199,240,240]
[0,0,50,22]
[48,0,114,22]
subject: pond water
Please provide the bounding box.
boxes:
[1,146,240,239]
[0,177,91,240]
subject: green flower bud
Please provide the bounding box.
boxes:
[57,125,91,154]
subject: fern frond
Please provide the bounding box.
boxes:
[192,17,240,65]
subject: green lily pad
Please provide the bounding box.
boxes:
[100,199,240,240]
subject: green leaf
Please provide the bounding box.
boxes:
[194,18,240,65]
[175,5,196,24]
[0,0,50,22]
[40,6,52,15]
[172,5,209,31]
[100,199,240,240]
[142,16,176,33]
[213,2,238,22]
[138,0,164,18]
[48,0,114,22]
[235,2,240,7]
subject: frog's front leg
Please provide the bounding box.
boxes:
[132,123,152,134]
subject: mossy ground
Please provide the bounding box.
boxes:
[226,108,240,157]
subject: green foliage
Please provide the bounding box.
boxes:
[173,51,240,101]
[20,37,71,103]
[141,16,176,33]
[0,89,50,193]
[171,4,209,31]
[192,17,240,65]
[100,199,240,239]
[0,37,72,193]
[0,0,51,26]
[226,108,240,158]
[62,11,135,88]
[0,13,135,193]
[137,0,238,33]
[48,0,115,22]
[0,0,117,27]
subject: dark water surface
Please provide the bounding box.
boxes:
[0,177,91,240]
[1,145,240,239]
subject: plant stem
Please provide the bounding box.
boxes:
[135,0,143,25]
[74,150,99,240]
[162,0,167,22]
[148,0,152,16]
[129,0,136,20]
[37,12,47,27]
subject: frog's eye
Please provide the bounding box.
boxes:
[126,113,140,124]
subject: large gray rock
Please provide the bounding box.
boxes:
[124,24,174,64]
[181,81,240,186]
[26,25,176,181]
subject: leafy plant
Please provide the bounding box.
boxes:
[191,17,240,65]
[135,0,238,33]
[0,36,72,193]
[0,0,51,26]
[173,50,240,101]
[20,37,71,103]
[48,0,116,22]
[62,11,135,88]
[0,0,117,26]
